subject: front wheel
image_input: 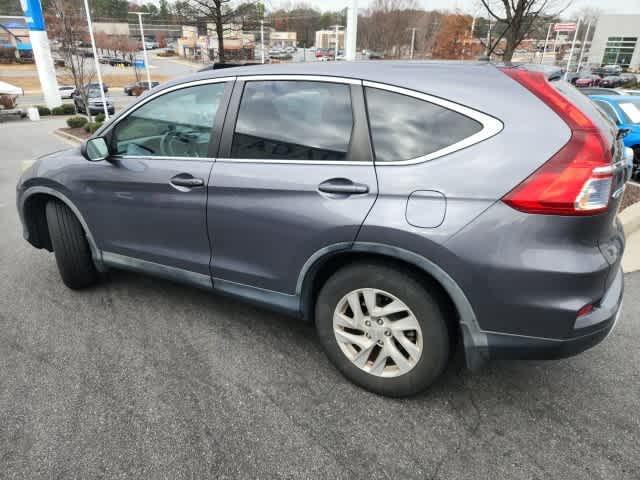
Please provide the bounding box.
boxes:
[315,262,450,397]
[46,201,98,289]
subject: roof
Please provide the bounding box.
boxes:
[156,60,533,121]
[1,19,27,29]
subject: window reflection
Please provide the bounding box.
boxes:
[232,81,354,161]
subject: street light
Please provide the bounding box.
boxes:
[128,12,152,88]
[81,0,109,120]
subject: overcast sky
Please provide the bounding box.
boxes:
[269,0,640,16]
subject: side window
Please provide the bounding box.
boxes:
[594,100,620,124]
[365,87,483,162]
[231,81,354,161]
[112,82,226,158]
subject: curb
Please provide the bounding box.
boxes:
[53,129,84,144]
[621,201,640,237]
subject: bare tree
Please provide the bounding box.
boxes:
[358,0,418,57]
[479,0,572,61]
[186,0,232,63]
[46,0,95,117]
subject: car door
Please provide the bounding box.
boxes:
[80,78,233,278]
[207,76,377,294]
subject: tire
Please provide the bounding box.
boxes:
[315,262,450,397]
[45,201,98,289]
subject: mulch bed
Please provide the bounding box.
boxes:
[621,182,640,211]
[59,127,90,140]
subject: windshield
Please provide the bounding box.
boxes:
[618,99,640,124]
[87,89,102,98]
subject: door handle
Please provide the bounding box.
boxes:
[170,175,205,188]
[318,178,369,195]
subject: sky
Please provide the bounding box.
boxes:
[271,0,640,16]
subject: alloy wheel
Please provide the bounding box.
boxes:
[333,288,423,378]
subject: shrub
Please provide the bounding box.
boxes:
[94,112,105,122]
[61,103,76,114]
[51,104,76,115]
[84,121,103,133]
[66,116,88,128]
[37,105,51,116]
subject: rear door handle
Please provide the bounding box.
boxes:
[318,178,369,195]
[170,175,205,188]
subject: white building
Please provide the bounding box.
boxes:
[587,15,640,70]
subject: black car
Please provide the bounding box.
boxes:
[600,76,623,88]
[620,73,638,86]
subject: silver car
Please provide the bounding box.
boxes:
[16,62,626,396]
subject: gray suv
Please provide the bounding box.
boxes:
[16,62,627,397]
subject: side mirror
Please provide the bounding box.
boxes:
[81,137,109,162]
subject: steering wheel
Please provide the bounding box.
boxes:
[160,129,201,157]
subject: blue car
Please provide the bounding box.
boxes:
[589,95,640,179]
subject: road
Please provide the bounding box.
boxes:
[1,119,639,479]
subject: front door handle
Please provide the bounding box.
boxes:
[318,178,369,195]
[170,175,205,188]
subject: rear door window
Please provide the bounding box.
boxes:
[594,100,620,124]
[231,80,354,161]
[364,86,482,162]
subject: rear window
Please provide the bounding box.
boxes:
[364,87,482,162]
[619,100,640,124]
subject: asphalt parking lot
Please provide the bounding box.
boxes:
[1,119,639,479]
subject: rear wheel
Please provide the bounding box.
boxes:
[315,262,450,397]
[45,201,98,289]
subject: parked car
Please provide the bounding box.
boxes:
[98,56,114,64]
[315,48,328,58]
[580,87,625,96]
[620,73,638,86]
[73,88,115,115]
[575,74,601,88]
[123,80,160,96]
[590,95,640,179]
[16,63,626,397]
[109,57,132,67]
[600,76,624,88]
[84,82,108,93]
[619,89,640,96]
[58,85,76,99]
[603,64,623,75]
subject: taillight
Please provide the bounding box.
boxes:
[500,68,613,216]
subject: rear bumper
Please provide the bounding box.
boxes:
[484,266,624,360]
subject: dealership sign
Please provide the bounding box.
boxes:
[18,0,45,31]
[553,23,577,32]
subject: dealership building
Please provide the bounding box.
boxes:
[587,14,640,70]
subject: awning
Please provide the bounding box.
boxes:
[16,42,32,51]
[0,81,24,96]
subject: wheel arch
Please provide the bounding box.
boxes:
[20,187,104,271]
[297,242,490,369]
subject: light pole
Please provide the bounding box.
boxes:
[129,12,152,88]
[576,20,592,71]
[540,23,553,64]
[82,0,109,120]
[260,19,265,64]
[345,0,357,61]
[564,18,581,81]
[409,27,416,59]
